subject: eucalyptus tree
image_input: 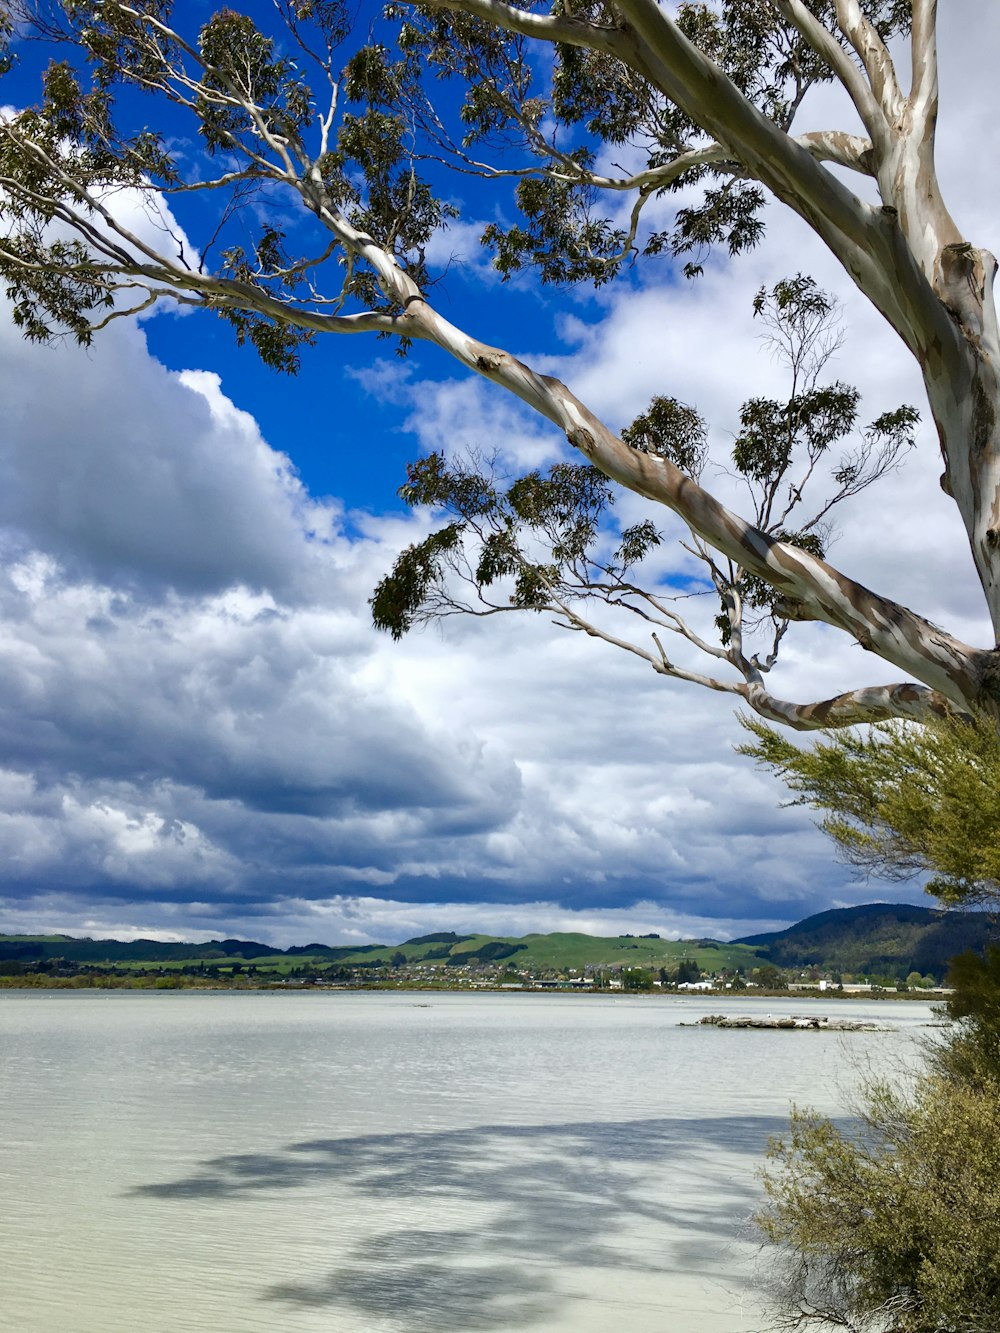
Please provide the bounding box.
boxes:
[1,0,997,729]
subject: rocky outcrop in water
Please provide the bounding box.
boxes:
[687,1013,887,1031]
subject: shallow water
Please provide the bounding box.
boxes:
[0,990,934,1332]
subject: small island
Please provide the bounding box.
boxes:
[689,1013,888,1031]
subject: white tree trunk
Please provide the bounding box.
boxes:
[921,251,1000,651]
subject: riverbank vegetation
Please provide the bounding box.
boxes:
[750,708,1000,1330]
[758,947,1000,1332]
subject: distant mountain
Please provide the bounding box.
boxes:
[737,903,998,978]
[0,933,395,967]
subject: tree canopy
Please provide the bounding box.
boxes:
[1,0,999,731]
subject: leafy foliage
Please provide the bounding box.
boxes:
[933,946,1000,1087]
[759,934,1000,1333]
[758,1070,1000,1333]
[0,0,918,347]
[739,712,1000,907]
[0,0,456,347]
[370,519,465,640]
[370,454,619,637]
[375,278,915,708]
[620,395,707,476]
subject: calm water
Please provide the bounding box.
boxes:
[0,991,935,1332]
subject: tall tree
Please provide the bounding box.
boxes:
[1,0,997,729]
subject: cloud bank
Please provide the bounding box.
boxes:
[0,11,996,946]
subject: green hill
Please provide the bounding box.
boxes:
[737,903,998,977]
[0,927,762,973]
[2,903,996,979]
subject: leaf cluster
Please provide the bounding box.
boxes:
[620,393,707,476]
[195,10,312,153]
[710,276,915,635]
[370,452,652,638]
[759,834,1000,1333]
[0,25,179,339]
[738,712,1000,907]
[481,166,631,286]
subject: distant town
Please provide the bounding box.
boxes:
[2,900,986,993]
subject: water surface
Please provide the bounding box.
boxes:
[0,990,934,1332]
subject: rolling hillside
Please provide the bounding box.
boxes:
[0,928,762,973]
[737,903,998,977]
[2,903,996,977]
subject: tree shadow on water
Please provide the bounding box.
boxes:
[128,1114,791,1329]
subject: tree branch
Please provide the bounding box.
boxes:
[415,0,883,265]
[909,0,939,133]
[832,0,904,122]
[427,131,873,197]
[792,130,874,177]
[597,0,927,336]
[551,594,747,696]
[741,681,956,730]
[400,295,989,710]
[552,591,955,730]
[768,0,887,141]
[566,0,966,389]
[407,0,620,54]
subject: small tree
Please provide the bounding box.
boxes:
[758,1075,1000,1333]
[754,963,788,990]
[675,957,702,985]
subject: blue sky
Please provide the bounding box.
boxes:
[0,5,994,946]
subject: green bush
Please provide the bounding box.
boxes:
[757,953,1000,1331]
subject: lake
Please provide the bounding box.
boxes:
[0,990,937,1332]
